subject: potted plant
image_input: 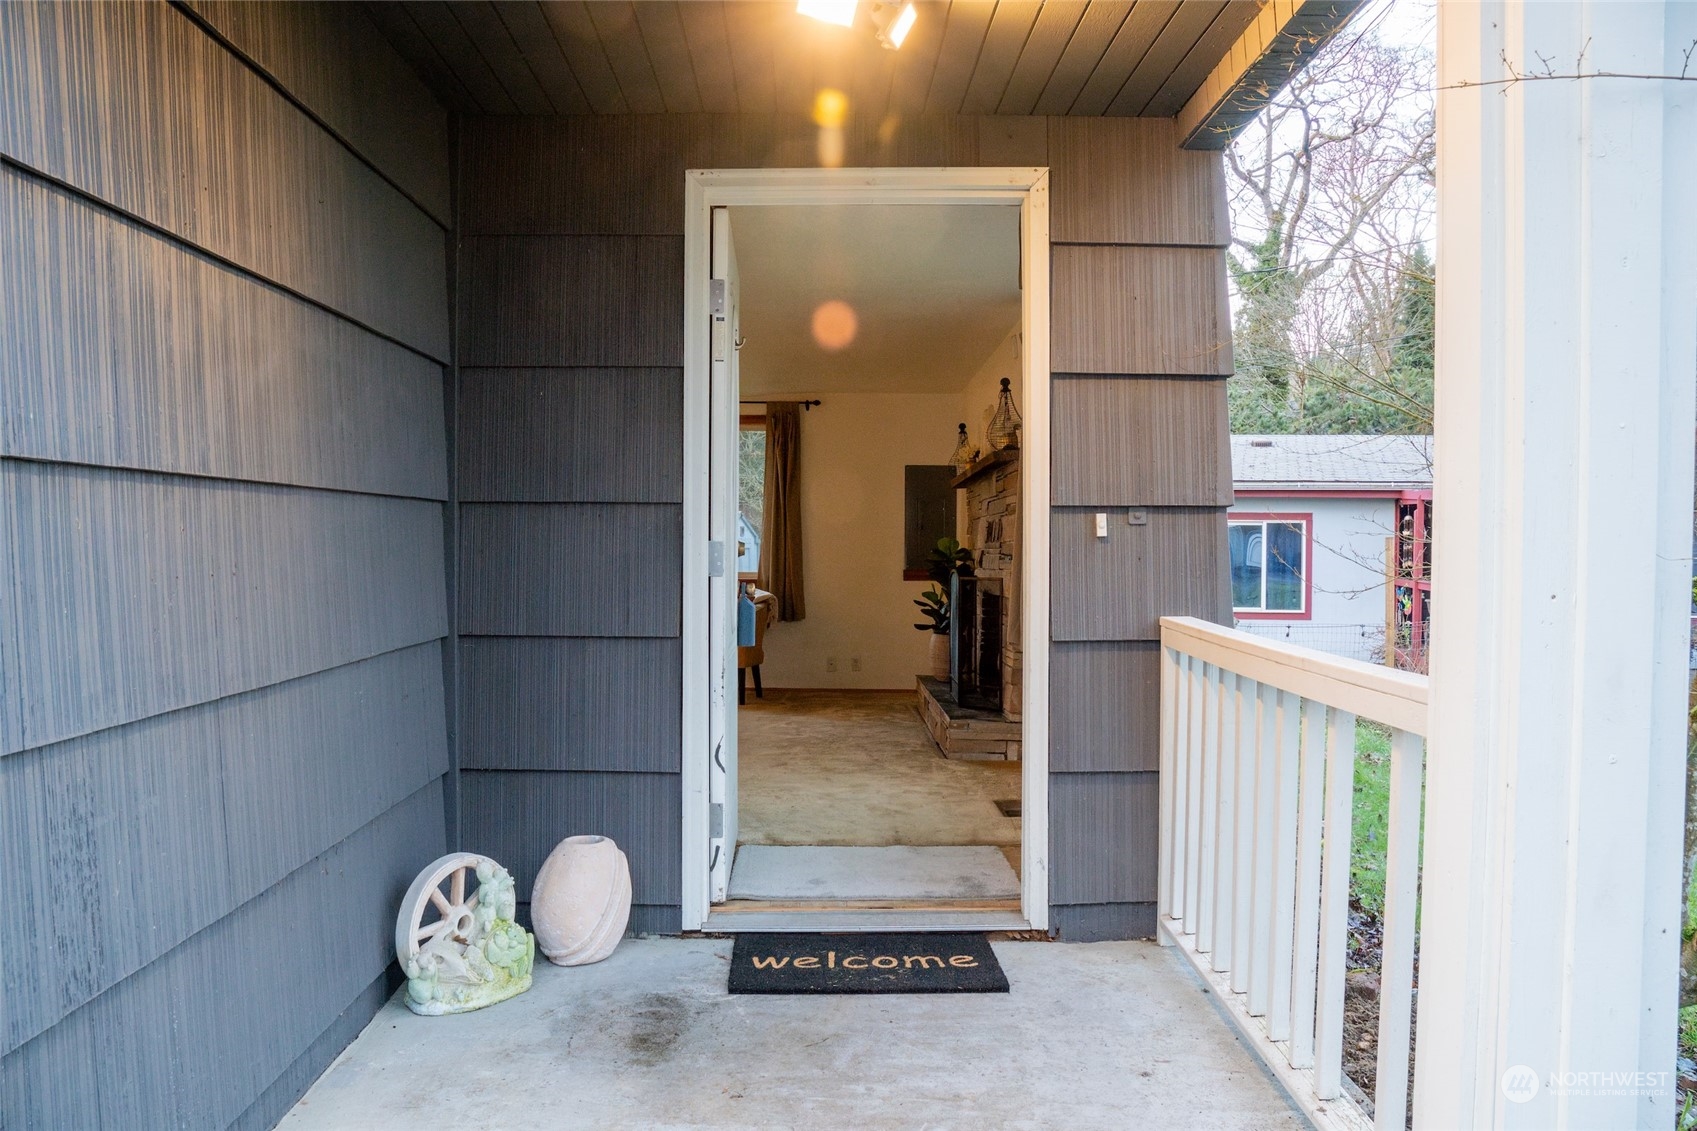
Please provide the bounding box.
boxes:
[913,585,951,680]
[912,538,974,681]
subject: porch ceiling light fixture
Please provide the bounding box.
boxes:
[872,2,918,50]
[796,0,857,29]
[796,0,917,49]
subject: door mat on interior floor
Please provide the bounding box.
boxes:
[727,932,1009,994]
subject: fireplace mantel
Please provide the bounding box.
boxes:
[950,448,1018,490]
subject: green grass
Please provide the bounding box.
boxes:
[1688,842,1697,945]
[1351,721,1394,917]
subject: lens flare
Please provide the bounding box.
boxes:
[812,88,849,129]
[811,301,858,351]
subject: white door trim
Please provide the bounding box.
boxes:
[680,166,1052,932]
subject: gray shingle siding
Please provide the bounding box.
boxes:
[0,3,453,1126]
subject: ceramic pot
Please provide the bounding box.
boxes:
[529,835,632,966]
[929,632,951,681]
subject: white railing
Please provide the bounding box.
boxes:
[1157,617,1428,1131]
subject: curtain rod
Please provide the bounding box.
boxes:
[740,399,822,410]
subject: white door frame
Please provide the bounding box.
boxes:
[680,166,1052,932]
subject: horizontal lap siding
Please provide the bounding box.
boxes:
[0,2,451,1125]
[1051,245,1233,375]
[459,235,685,366]
[454,114,718,937]
[1050,507,1231,641]
[1,644,447,1055]
[0,170,447,498]
[459,503,682,636]
[0,1,448,359]
[462,637,682,773]
[458,367,683,502]
[179,0,452,225]
[1048,118,1229,246]
[454,113,1233,941]
[1051,642,1162,772]
[1052,376,1232,506]
[0,464,446,753]
[1050,772,1160,904]
[1,783,445,1131]
[1048,118,1232,939]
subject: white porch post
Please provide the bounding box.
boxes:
[1419,3,1697,1128]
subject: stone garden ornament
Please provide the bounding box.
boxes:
[529,835,631,966]
[395,852,534,1015]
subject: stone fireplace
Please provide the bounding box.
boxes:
[960,452,1021,723]
[916,449,1022,761]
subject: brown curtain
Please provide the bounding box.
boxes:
[759,402,805,621]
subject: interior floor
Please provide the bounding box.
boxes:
[734,689,1021,901]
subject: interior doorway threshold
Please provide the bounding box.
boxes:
[702,900,1031,933]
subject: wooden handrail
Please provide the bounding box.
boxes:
[1159,617,1428,735]
[1159,617,1429,1130]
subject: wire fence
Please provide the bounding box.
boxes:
[1232,621,1429,672]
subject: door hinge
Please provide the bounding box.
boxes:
[710,802,724,839]
[708,541,726,577]
[710,278,728,317]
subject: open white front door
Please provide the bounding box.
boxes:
[706,206,740,902]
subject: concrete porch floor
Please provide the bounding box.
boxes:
[281,939,1307,1130]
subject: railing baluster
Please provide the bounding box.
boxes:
[1290,698,1329,1070]
[1156,619,1429,1129]
[1182,655,1206,939]
[1171,652,1191,926]
[1230,676,1258,993]
[1195,663,1218,954]
[1157,645,1178,927]
[1153,641,1181,923]
[1374,727,1425,1129]
[1246,681,1278,1015]
[1210,670,1239,974]
[1314,709,1357,1100]
[1267,689,1302,1043]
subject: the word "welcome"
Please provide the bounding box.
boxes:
[749,951,980,971]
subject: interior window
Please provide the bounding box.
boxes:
[1230,519,1307,613]
[738,421,766,578]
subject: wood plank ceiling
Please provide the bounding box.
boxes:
[364,1,1264,118]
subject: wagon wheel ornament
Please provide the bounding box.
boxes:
[394,852,496,966]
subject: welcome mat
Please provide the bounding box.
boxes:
[727,932,1009,994]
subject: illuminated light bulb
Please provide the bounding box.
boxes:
[797,0,857,28]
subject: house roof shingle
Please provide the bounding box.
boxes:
[1231,434,1434,491]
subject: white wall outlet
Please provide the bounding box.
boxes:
[826,657,839,672]
[851,657,862,672]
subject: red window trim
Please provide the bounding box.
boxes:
[1228,511,1314,621]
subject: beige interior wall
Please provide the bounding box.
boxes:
[754,391,964,690]
[961,326,1023,454]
